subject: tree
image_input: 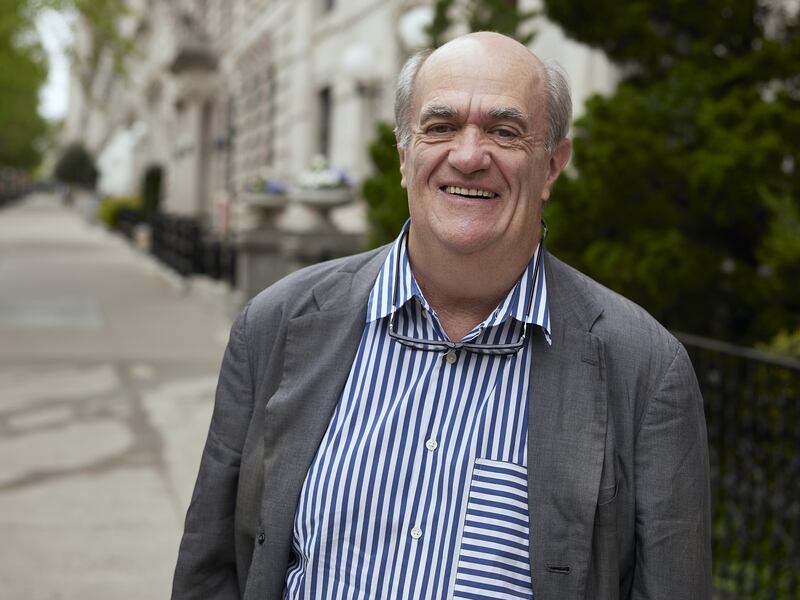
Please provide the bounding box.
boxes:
[363,0,539,246]
[31,0,133,100]
[0,0,132,173]
[426,0,538,47]
[65,0,132,104]
[543,0,800,346]
[54,142,97,188]
[0,0,48,170]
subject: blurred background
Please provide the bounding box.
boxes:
[1,0,798,597]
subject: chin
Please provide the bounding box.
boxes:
[435,225,499,255]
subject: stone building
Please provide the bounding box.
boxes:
[62,0,616,296]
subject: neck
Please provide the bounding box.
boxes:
[406,231,538,341]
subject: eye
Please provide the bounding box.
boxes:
[492,128,517,139]
[428,124,455,134]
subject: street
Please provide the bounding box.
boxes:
[0,193,232,599]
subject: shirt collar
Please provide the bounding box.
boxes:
[366,222,551,344]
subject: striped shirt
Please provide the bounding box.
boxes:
[284,227,550,599]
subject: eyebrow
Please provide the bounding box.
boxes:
[419,105,457,124]
[419,104,530,130]
[487,107,529,129]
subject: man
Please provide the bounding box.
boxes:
[173,32,711,599]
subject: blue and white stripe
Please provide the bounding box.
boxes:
[455,459,533,599]
[284,226,550,599]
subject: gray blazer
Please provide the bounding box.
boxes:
[172,247,711,599]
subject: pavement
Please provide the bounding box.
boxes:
[0,193,234,599]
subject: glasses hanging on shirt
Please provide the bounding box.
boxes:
[387,222,547,357]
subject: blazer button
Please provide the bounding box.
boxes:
[257,532,265,545]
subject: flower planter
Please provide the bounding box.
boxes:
[289,187,354,232]
[239,191,288,209]
[289,187,353,209]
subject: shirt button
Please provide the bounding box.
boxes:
[257,532,265,545]
[445,349,457,364]
[410,526,423,540]
[425,438,438,451]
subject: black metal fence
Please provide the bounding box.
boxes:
[678,332,800,599]
[116,209,236,285]
[0,167,34,206]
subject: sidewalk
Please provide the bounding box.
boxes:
[0,193,233,599]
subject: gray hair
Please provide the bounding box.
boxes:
[394,49,432,149]
[541,60,572,153]
[394,50,572,154]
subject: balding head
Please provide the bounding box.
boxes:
[394,32,572,153]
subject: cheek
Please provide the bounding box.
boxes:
[410,147,447,183]
[515,161,548,194]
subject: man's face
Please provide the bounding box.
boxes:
[399,34,570,260]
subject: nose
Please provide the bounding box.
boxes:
[447,126,490,174]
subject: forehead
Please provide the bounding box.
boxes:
[413,40,544,122]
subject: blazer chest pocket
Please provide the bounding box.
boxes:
[453,458,533,600]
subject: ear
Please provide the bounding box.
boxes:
[398,144,408,189]
[541,138,572,202]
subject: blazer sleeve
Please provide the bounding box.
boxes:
[631,343,712,599]
[172,302,254,599]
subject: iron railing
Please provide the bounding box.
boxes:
[0,167,34,205]
[677,332,800,599]
[116,209,236,285]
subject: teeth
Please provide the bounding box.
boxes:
[444,186,496,198]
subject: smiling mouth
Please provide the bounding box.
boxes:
[442,186,497,199]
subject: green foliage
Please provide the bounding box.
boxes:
[463,0,538,44]
[544,0,800,345]
[97,194,140,228]
[702,355,800,596]
[0,0,132,172]
[54,142,98,188]
[544,0,773,83]
[365,0,539,246]
[362,122,408,247]
[426,0,454,49]
[0,0,48,169]
[760,328,800,359]
[69,0,133,87]
[140,164,163,214]
[427,0,538,47]
[34,0,134,101]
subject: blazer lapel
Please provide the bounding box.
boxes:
[528,255,607,599]
[255,249,388,600]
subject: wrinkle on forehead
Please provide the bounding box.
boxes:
[413,33,546,122]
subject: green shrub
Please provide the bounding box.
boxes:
[97,195,141,228]
[54,143,98,189]
[362,122,408,247]
[760,329,800,359]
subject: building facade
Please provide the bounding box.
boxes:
[62,0,616,238]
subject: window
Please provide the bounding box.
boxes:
[233,39,279,190]
[317,86,332,159]
[265,64,277,166]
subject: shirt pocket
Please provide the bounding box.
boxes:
[453,458,533,600]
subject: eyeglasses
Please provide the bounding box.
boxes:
[387,223,547,357]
